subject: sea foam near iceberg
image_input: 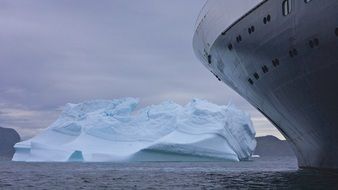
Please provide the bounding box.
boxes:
[13,98,256,162]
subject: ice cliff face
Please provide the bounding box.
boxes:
[13,98,256,162]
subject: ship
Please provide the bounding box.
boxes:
[193,0,338,169]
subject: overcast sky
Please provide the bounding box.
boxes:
[0,0,283,140]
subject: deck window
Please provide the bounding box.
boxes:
[304,0,312,3]
[282,0,292,16]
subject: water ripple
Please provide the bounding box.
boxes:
[1,157,338,189]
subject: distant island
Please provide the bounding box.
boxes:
[0,127,20,160]
[254,135,295,157]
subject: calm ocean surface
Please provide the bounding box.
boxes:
[1,157,338,189]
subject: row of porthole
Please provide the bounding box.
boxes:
[248,58,278,85]
[228,12,273,85]
[215,0,329,84]
[208,13,268,63]
[248,63,271,85]
[288,38,320,58]
[224,0,322,85]
[247,34,328,85]
[227,12,273,85]
[250,40,320,84]
[226,0,318,52]
[246,27,338,85]
[247,49,299,84]
[209,0,324,83]
[228,14,272,50]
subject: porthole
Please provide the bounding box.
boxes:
[272,58,280,67]
[263,15,271,24]
[262,65,269,73]
[248,26,255,34]
[248,78,254,85]
[236,35,242,43]
[275,59,280,65]
[314,38,319,46]
[254,73,260,80]
[267,15,271,22]
[309,38,319,48]
[309,40,314,48]
[228,43,233,50]
[289,48,298,57]
[304,0,312,3]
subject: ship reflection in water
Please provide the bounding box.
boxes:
[1,157,338,189]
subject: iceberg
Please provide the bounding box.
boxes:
[13,98,256,162]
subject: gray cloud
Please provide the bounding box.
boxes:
[0,0,282,139]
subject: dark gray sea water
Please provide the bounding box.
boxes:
[1,156,338,189]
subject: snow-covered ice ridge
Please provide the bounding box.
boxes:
[13,98,256,162]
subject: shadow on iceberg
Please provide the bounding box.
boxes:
[13,98,256,162]
[68,151,84,162]
[129,132,240,162]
